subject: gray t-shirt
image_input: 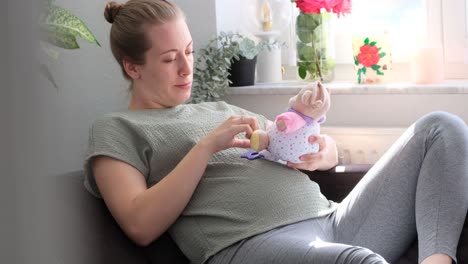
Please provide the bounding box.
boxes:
[84,101,337,264]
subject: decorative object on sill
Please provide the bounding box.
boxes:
[246,81,330,164]
[190,32,260,103]
[228,35,259,87]
[352,33,392,84]
[245,0,291,83]
[255,34,286,83]
[409,41,444,84]
[229,55,258,87]
[39,0,100,89]
[292,0,351,83]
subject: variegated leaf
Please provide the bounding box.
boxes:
[44,5,100,47]
[41,26,80,49]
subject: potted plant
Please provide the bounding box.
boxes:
[228,36,259,87]
[190,31,260,103]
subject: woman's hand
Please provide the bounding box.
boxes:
[287,134,338,171]
[199,115,259,154]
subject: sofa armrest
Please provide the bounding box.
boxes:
[303,164,373,202]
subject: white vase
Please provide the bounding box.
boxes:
[256,48,282,83]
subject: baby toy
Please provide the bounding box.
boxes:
[249,82,331,164]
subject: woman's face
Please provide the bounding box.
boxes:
[132,18,194,109]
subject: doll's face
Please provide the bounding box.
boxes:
[288,82,331,120]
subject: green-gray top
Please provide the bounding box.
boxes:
[84,101,337,264]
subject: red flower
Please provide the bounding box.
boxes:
[294,0,351,15]
[357,45,380,67]
[328,0,352,17]
[295,0,331,14]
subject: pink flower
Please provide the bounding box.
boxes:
[329,0,352,16]
[295,0,331,14]
[294,0,351,16]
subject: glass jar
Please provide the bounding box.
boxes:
[296,11,335,82]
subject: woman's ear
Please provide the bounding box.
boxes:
[123,58,141,80]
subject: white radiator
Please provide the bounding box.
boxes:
[321,127,406,165]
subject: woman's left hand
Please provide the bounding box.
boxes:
[287,134,338,171]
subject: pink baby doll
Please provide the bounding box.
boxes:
[249,82,331,163]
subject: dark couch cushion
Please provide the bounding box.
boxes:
[46,171,188,263]
[48,169,467,264]
[46,171,149,264]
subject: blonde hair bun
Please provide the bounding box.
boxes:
[104,1,124,24]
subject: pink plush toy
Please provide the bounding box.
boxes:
[250,82,331,163]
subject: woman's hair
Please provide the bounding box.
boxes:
[104,0,185,80]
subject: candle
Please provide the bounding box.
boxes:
[261,0,273,31]
[410,43,444,84]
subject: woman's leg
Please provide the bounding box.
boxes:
[208,216,388,264]
[332,111,468,263]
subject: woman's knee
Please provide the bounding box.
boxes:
[338,246,389,264]
[417,111,467,137]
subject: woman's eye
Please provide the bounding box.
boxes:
[186,50,195,55]
[164,58,176,63]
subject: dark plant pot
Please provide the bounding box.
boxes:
[228,55,257,87]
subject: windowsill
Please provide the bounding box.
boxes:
[225,79,468,95]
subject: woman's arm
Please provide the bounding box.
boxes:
[92,115,258,246]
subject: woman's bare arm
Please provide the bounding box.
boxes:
[92,115,258,246]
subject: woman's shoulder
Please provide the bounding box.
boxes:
[90,101,244,129]
[89,110,155,134]
[93,108,171,123]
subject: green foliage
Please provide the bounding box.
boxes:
[190,32,236,103]
[258,38,285,52]
[39,0,100,89]
[190,31,278,103]
[40,1,100,49]
[296,12,334,82]
[238,38,258,59]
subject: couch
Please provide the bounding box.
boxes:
[46,165,467,263]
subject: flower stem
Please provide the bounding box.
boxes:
[314,46,323,82]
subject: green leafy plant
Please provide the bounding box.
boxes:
[190,32,255,103]
[39,0,100,88]
[258,38,286,52]
[191,31,281,103]
[238,37,259,59]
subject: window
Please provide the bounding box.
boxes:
[330,0,468,80]
[215,0,468,81]
[442,0,468,78]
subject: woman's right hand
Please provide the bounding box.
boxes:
[200,115,259,154]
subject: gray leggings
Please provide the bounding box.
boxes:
[208,112,468,264]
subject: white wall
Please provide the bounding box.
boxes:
[175,0,217,50]
[7,1,54,262]
[224,93,468,127]
[2,2,15,262]
[27,0,218,177]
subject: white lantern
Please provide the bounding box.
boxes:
[243,0,292,83]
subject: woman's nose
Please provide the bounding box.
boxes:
[178,54,193,77]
